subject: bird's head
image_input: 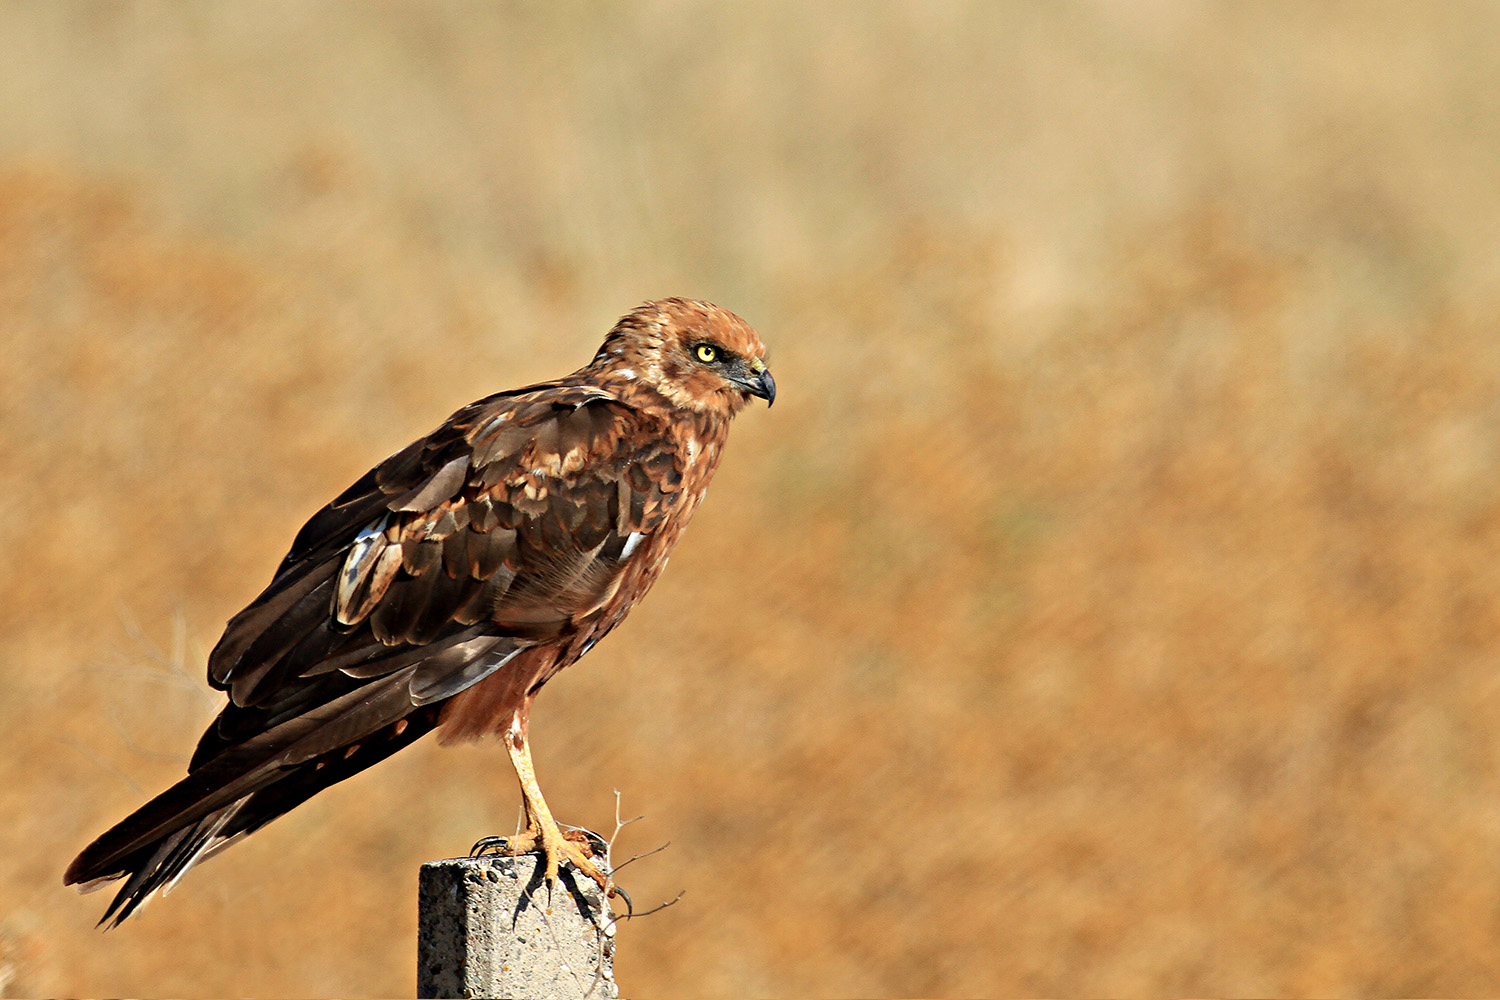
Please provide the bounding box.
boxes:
[593,298,775,417]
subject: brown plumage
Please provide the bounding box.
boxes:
[65,298,774,926]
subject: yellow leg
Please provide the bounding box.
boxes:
[477,712,612,897]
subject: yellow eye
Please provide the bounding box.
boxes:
[695,344,718,363]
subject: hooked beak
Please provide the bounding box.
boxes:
[751,367,776,407]
[741,358,776,407]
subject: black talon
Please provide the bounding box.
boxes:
[470,835,509,857]
[612,884,634,916]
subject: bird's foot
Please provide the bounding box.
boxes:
[471,823,614,899]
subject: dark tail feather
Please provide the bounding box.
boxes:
[88,799,250,928]
[66,696,442,928]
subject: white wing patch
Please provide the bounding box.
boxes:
[337,515,401,625]
[620,531,646,560]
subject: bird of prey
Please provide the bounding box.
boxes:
[65,298,774,927]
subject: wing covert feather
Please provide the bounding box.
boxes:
[205,386,683,730]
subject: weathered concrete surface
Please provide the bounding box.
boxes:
[418,852,617,999]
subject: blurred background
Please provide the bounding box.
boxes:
[4,2,1500,995]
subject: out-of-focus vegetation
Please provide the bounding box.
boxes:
[5,3,1500,996]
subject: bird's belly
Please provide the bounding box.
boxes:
[435,646,559,744]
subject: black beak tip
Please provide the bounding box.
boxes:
[756,369,777,407]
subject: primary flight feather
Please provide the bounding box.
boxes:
[65,298,774,926]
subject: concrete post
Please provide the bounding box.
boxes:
[417,852,617,999]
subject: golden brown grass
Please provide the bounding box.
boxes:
[5,4,1500,996]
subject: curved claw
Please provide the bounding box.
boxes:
[611,883,633,915]
[469,827,615,904]
[470,835,510,857]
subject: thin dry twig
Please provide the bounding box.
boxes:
[616,891,685,920]
[612,840,671,874]
[605,788,644,863]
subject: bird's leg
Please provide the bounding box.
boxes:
[473,710,613,898]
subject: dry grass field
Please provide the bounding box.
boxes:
[5,3,1500,996]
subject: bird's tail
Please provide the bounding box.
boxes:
[65,695,441,928]
[67,793,255,928]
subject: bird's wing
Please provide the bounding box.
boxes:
[66,382,689,904]
[191,381,687,767]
